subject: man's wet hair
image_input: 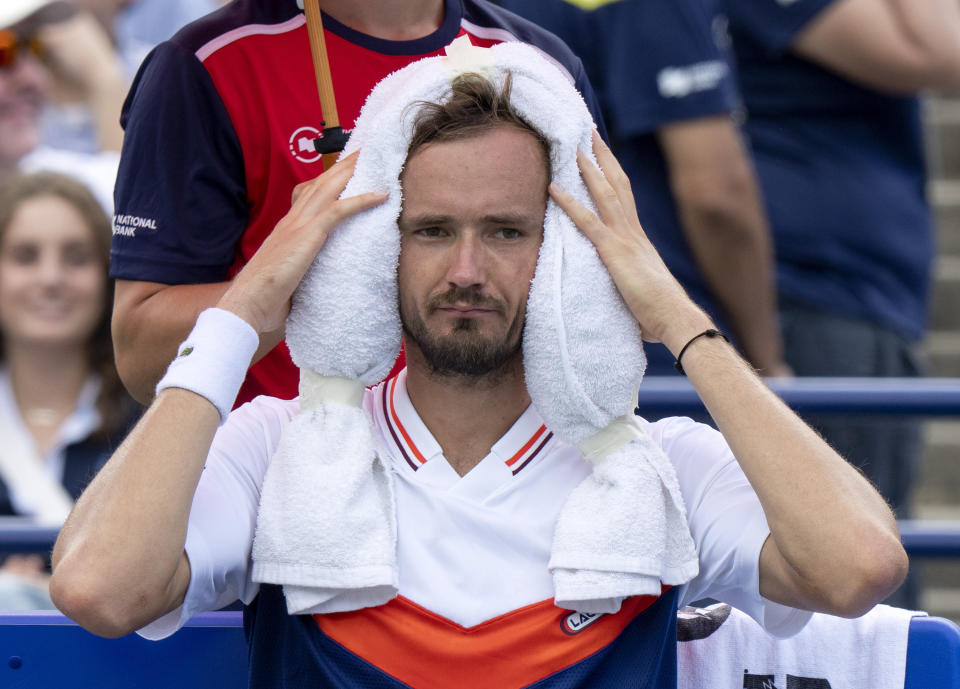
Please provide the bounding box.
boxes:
[406,72,552,181]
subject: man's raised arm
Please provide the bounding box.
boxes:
[50,153,387,637]
[550,132,908,618]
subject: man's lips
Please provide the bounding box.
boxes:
[436,304,496,317]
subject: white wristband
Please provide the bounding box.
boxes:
[155,308,259,424]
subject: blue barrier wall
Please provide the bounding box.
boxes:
[1,612,956,688]
[0,612,247,688]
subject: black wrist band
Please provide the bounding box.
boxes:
[673,328,728,375]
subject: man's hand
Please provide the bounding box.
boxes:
[218,150,387,334]
[549,131,712,355]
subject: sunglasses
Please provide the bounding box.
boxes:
[0,30,44,69]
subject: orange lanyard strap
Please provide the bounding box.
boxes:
[303,0,348,167]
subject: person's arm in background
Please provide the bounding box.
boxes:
[112,280,285,404]
[658,115,787,376]
[790,0,960,93]
[36,9,126,151]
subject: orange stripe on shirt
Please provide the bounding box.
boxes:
[314,590,667,689]
[388,375,428,465]
[505,424,547,467]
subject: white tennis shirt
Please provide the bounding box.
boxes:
[142,369,810,640]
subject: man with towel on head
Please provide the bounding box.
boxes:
[50,43,906,689]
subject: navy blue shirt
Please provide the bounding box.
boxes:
[724,0,932,341]
[498,0,740,372]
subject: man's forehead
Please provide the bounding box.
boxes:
[403,125,549,175]
[401,127,549,194]
[398,136,548,240]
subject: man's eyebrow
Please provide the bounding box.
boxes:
[483,212,542,226]
[400,213,453,227]
[401,212,541,226]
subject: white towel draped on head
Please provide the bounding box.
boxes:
[251,37,699,616]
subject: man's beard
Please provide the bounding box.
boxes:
[400,286,524,380]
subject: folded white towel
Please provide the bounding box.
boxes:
[251,395,397,614]
[249,66,405,613]
[548,422,700,613]
[253,36,698,616]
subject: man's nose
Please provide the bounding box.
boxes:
[445,234,486,288]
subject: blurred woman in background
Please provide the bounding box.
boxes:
[0,171,138,606]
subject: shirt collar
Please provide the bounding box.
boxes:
[381,369,443,472]
[380,369,555,484]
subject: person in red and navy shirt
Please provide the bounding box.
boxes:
[108,0,606,406]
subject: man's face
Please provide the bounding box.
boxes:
[397,125,549,379]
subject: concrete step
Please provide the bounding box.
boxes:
[914,505,960,520]
[923,332,960,377]
[934,204,960,256]
[921,419,960,447]
[925,99,960,179]
[928,254,960,331]
[878,97,960,624]
[920,581,960,624]
[907,497,959,623]
[918,560,960,590]
[931,180,960,256]
[909,507,959,622]
[915,422,960,507]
